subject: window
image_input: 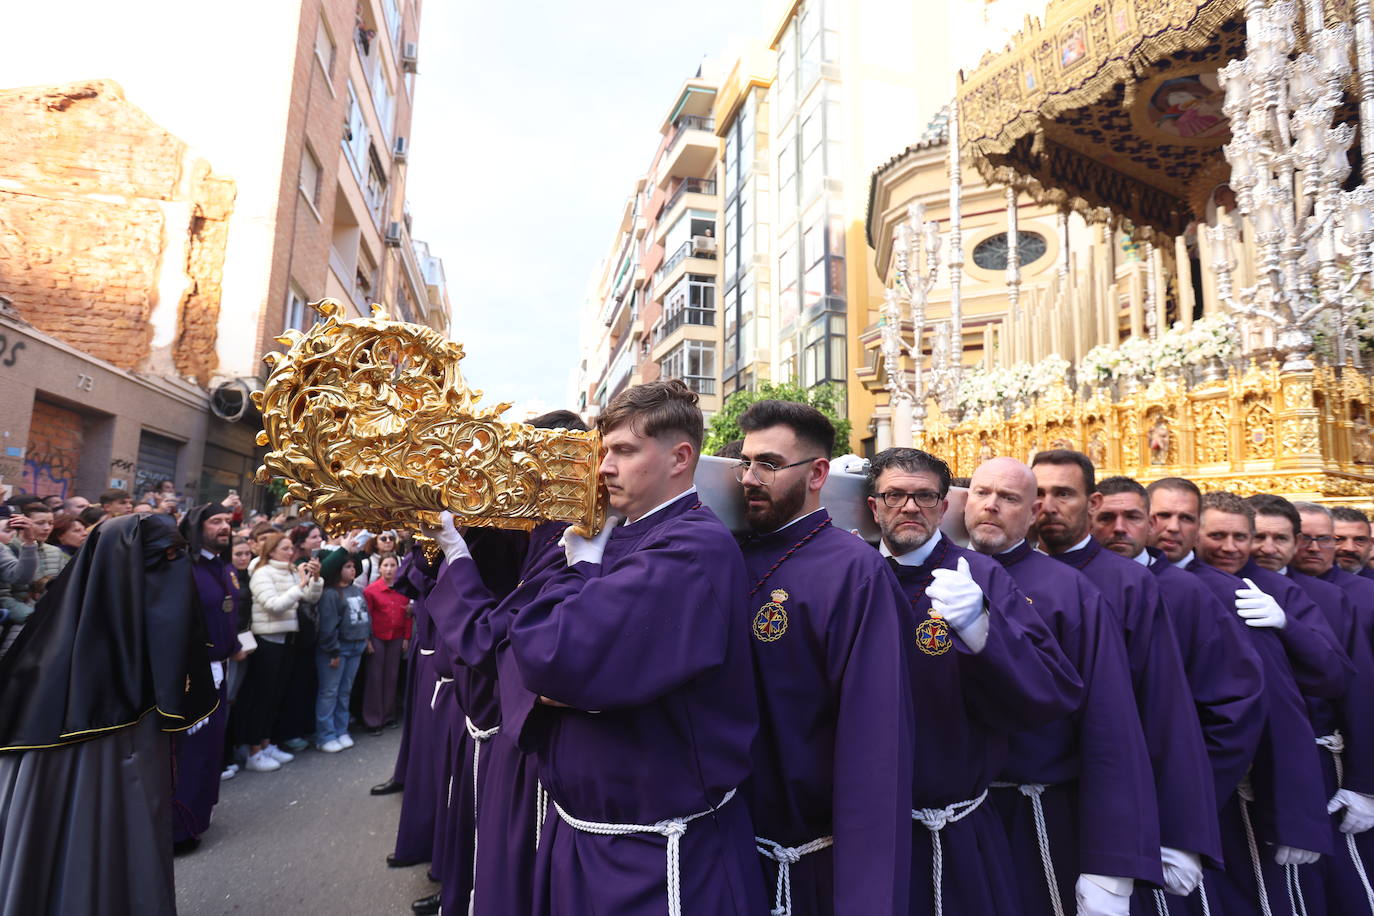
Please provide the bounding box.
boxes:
[660,274,715,339]
[356,249,377,304]
[314,16,336,79]
[661,340,717,395]
[778,140,796,213]
[285,286,309,331]
[383,0,402,45]
[365,147,388,222]
[299,145,322,207]
[972,231,1049,270]
[343,83,369,182]
[801,314,846,386]
[371,65,396,142]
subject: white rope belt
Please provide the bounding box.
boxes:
[754,834,834,916]
[1237,778,1275,916]
[992,782,1064,916]
[464,718,500,916]
[430,675,453,711]
[1317,732,1374,914]
[1155,875,1214,916]
[553,788,737,916]
[420,648,436,655]
[912,789,989,916]
[535,782,549,850]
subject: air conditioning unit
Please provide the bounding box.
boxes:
[385,221,403,246]
[402,42,419,73]
[692,235,718,256]
[393,135,408,162]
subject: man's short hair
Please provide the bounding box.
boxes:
[1146,477,1203,510]
[20,501,54,518]
[597,379,703,454]
[528,409,589,433]
[61,497,86,512]
[1030,449,1095,493]
[77,505,107,527]
[1201,491,1255,524]
[949,476,971,489]
[249,521,279,541]
[99,488,131,506]
[8,495,41,513]
[866,448,952,498]
[713,439,745,460]
[1292,501,1331,520]
[1332,506,1372,526]
[1248,494,1301,537]
[737,400,836,458]
[1096,476,1148,500]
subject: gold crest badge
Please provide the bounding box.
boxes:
[753,589,790,643]
[915,615,953,656]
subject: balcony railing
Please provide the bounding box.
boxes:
[683,376,717,396]
[656,307,715,342]
[654,238,717,287]
[663,178,718,215]
[665,114,715,157]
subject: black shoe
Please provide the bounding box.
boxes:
[386,718,401,729]
[387,853,423,868]
[369,726,385,737]
[411,893,441,914]
[173,837,202,857]
[371,779,404,796]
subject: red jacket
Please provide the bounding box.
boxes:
[363,578,412,641]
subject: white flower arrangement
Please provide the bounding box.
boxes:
[955,355,1070,414]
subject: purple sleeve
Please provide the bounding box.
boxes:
[1276,583,1354,698]
[508,541,732,711]
[961,562,1083,729]
[827,568,914,915]
[429,557,503,675]
[1334,590,1374,793]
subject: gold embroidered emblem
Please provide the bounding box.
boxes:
[916,615,953,656]
[753,592,790,642]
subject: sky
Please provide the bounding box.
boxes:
[405,1,772,417]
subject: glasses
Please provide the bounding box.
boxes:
[378,534,396,541]
[734,458,820,485]
[1299,534,1336,547]
[875,490,943,509]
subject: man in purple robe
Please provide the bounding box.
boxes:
[1332,506,1374,582]
[1090,478,1267,914]
[1250,496,1374,914]
[864,451,1080,916]
[729,405,914,916]
[1192,489,1348,915]
[1031,451,1218,908]
[172,503,245,854]
[966,457,1160,916]
[500,380,767,916]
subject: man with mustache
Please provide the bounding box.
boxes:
[967,457,1159,916]
[860,449,1080,916]
[1091,477,1266,914]
[1030,451,1217,909]
[731,403,913,916]
[1192,490,1349,914]
[1250,495,1374,914]
[1332,506,1374,579]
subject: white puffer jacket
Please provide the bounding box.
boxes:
[250,560,323,635]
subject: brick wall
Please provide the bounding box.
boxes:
[23,399,84,499]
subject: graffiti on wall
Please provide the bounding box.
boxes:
[22,401,84,498]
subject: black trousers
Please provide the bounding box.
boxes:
[240,636,294,746]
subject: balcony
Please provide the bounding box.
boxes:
[657,115,718,188]
[662,178,717,216]
[653,238,717,292]
[655,306,715,343]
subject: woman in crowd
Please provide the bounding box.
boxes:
[242,532,321,773]
[47,513,88,557]
[315,557,371,753]
[355,530,400,586]
[222,535,257,780]
[273,522,327,752]
[362,554,410,734]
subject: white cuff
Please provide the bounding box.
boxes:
[954,610,989,653]
[1083,874,1134,896]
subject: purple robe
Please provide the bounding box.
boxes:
[1053,539,1221,867]
[171,554,242,843]
[1361,567,1374,583]
[1239,560,1352,700]
[500,492,768,916]
[890,533,1082,916]
[738,509,915,916]
[992,540,1162,915]
[391,552,444,865]
[1185,559,1334,914]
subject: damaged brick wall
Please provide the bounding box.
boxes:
[0,80,234,379]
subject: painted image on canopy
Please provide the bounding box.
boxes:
[1146,73,1227,141]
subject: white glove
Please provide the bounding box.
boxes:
[1160,847,1202,896]
[560,518,620,566]
[1274,845,1320,865]
[427,510,470,564]
[1075,874,1133,916]
[927,556,989,652]
[832,453,868,475]
[210,661,225,690]
[1328,789,1374,834]
[1235,578,1286,629]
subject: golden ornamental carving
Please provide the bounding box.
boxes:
[253,299,605,538]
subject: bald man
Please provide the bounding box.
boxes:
[967,458,1159,916]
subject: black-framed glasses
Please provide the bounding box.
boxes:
[734,457,820,485]
[1299,534,1336,547]
[875,490,943,509]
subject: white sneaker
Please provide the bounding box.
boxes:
[244,750,281,772]
[219,764,239,781]
[318,738,344,753]
[337,733,355,749]
[264,744,294,764]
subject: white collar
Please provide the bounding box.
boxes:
[1277,565,1288,576]
[624,487,698,527]
[1131,548,1152,567]
[1069,533,1093,552]
[200,548,218,561]
[1171,550,1195,570]
[881,529,943,566]
[1000,538,1027,555]
[772,506,826,534]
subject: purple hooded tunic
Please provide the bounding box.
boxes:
[890,532,1082,916]
[500,492,768,916]
[992,540,1162,916]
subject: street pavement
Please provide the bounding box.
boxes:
[174,728,436,915]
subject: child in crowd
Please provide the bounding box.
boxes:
[315,557,371,753]
[362,554,410,734]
